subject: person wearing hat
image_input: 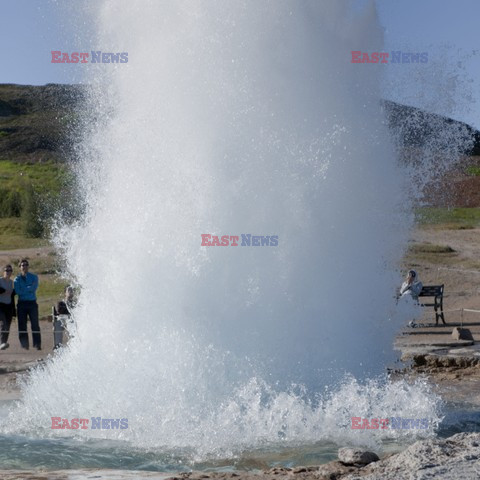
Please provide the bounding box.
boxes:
[400,269,423,300]
[14,259,41,350]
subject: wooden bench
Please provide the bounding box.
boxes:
[418,285,446,325]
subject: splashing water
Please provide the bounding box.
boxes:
[4,0,472,465]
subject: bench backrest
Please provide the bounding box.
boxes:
[419,285,444,297]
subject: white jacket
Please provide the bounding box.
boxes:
[400,277,423,299]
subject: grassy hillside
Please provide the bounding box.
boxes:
[0,85,80,317]
[0,83,82,163]
[415,207,480,229]
[0,218,47,249]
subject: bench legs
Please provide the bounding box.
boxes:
[435,301,446,325]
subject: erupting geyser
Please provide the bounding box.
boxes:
[4,0,449,462]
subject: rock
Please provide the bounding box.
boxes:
[344,432,480,479]
[315,460,361,479]
[338,447,379,465]
[292,466,318,474]
[452,327,474,341]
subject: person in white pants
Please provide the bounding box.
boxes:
[53,286,75,349]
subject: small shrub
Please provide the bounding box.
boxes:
[6,190,22,217]
[0,188,22,217]
[466,165,480,176]
[22,186,44,238]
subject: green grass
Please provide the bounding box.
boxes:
[37,276,69,318]
[0,159,69,194]
[408,243,456,254]
[466,166,480,176]
[0,217,47,249]
[415,207,480,229]
[405,242,458,266]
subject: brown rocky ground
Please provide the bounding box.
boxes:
[0,320,56,399]
[396,221,480,405]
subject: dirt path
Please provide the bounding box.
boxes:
[397,225,480,406]
[0,320,55,400]
[407,226,480,320]
[0,245,54,264]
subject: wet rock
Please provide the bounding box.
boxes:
[411,352,480,372]
[338,448,379,465]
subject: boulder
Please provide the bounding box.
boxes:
[338,447,379,465]
[452,327,474,341]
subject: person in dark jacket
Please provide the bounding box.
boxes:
[0,264,16,350]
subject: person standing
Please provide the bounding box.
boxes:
[53,285,75,349]
[14,259,41,350]
[0,265,16,350]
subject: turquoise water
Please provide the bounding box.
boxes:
[1,401,478,472]
[0,434,338,472]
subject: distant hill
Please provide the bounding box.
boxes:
[382,99,480,156]
[0,84,84,163]
[0,83,479,164]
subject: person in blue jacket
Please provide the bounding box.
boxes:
[14,259,41,350]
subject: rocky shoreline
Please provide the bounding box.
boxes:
[393,317,480,407]
[0,432,478,479]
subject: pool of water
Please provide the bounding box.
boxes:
[0,401,478,472]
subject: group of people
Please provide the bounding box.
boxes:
[0,259,74,352]
[0,259,40,351]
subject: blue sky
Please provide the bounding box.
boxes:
[377,0,480,129]
[1,0,479,128]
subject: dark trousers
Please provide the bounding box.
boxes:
[17,301,41,349]
[0,308,12,344]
